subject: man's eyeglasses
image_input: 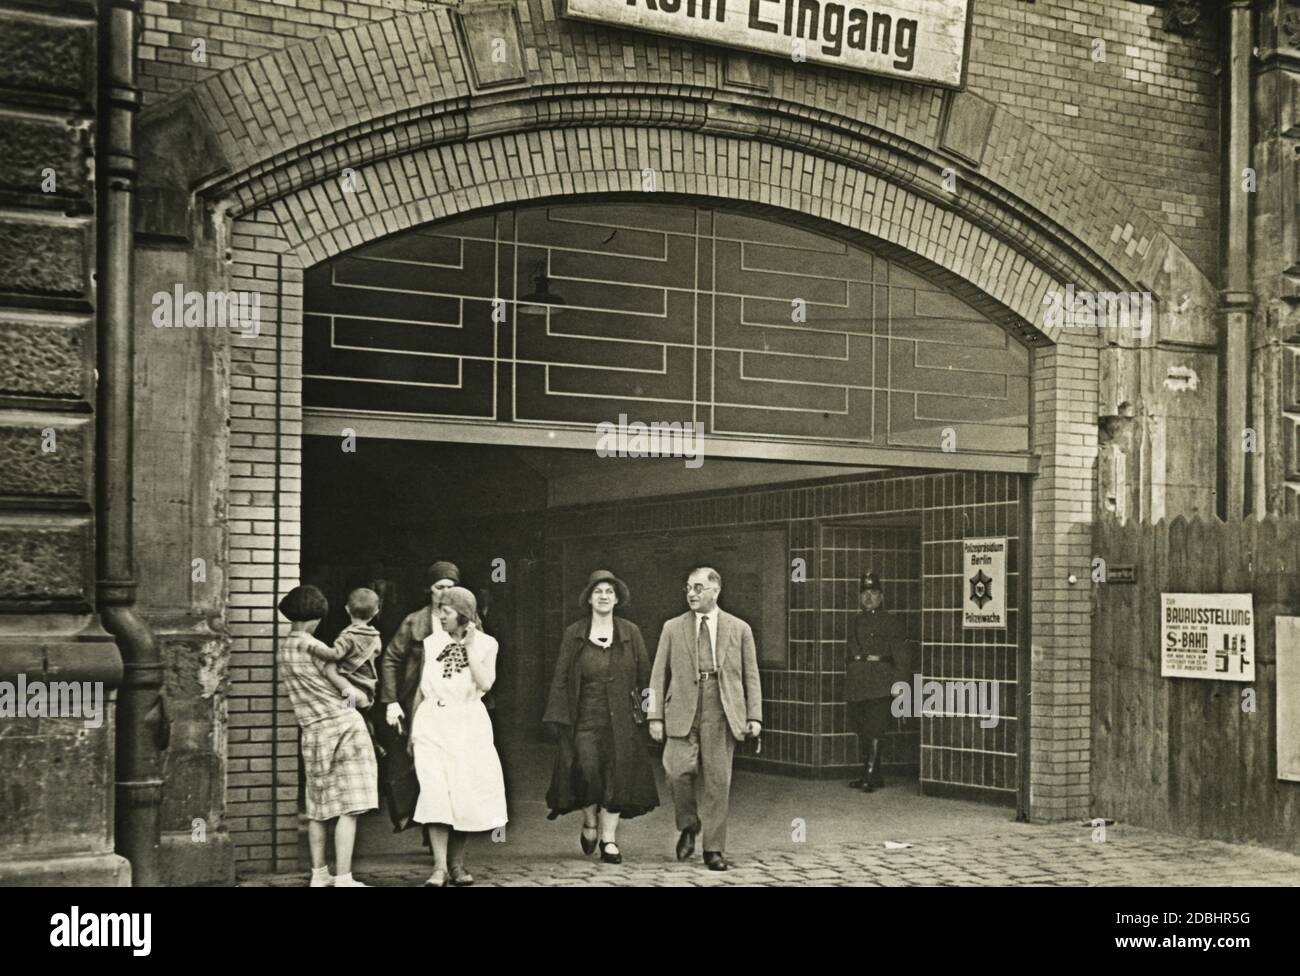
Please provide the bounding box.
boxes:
[684,583,717,594]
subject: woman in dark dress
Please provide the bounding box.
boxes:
[544,569,659,864]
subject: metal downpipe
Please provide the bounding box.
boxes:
[100,0,166,886]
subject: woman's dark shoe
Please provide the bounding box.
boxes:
[580,824,599,855]
[599,841,623,864]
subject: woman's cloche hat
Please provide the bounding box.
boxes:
[439,585,480,627]
[426,560,460,586]
[579,569,630,610]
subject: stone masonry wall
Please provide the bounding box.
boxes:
[0,0,129,885]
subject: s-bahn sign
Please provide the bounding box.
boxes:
[562,0,972,89]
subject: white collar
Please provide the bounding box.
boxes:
[697,609,717,621]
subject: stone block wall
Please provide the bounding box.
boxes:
[0,0,128,886]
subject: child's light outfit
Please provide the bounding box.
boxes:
[332,621,381,701]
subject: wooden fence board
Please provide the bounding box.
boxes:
[1092,514,1300,854]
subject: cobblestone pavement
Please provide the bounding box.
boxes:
[236,738,1300,888]
[238,821,1300,887]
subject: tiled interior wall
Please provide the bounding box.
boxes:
[544,469,1023,800]
[920,476,1022,800]
[819,525,922,773]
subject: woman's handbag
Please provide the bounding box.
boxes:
[629,689,647,726]
[381,727,421,832]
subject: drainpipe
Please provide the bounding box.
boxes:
[101,0,166,885]
[1221,1,1253,519]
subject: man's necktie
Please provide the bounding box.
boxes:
[698,615,715,671]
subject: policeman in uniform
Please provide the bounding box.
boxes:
[845,572,910,792]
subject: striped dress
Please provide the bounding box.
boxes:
[279,631,378,821]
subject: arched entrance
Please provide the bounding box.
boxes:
[130,1,1218,876]
[293,195,1034,859]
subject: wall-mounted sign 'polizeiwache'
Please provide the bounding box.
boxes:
[963,537,1007,629]
[561,0,973,89]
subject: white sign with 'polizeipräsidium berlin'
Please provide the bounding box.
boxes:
[561,0,972,89]
[963,537,1007,630]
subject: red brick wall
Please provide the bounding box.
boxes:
[136,0,1222,277]
[139,0,432,104]
[967,1,1219,277]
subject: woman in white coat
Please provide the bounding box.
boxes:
[409,586,507,887]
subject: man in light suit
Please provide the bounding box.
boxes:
[648,566,762,871]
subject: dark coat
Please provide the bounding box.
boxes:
[845,608,910,702]
[379,604,435,720]
[377,605,436,832]
[543,615,660,819]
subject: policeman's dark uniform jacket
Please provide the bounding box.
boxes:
[845,572,910,790]
[845,605,909,704]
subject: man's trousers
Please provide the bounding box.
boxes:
[662,676,737,853]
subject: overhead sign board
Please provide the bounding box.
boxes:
[561,0,972,89]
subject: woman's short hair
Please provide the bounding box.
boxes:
[436,604,472,630]
[277,584,329,622]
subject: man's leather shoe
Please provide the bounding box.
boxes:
[675,828,696,861]
[704,851,728,871]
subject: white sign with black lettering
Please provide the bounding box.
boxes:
[561,0,972,89]
[962,537,1007,630]
[1161,593,1255,681]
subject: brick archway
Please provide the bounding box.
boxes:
[140,3,1215,333]
[134,1,1214,874]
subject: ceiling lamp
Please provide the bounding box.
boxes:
[516,259,567,319]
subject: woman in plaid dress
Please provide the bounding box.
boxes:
[278,585,379,887]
